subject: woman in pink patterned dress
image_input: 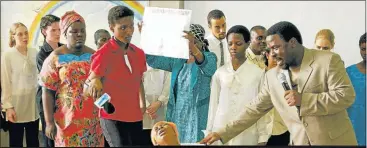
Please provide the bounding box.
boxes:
[39,11,104,147]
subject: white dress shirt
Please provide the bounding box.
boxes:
[142,66,171,129]
[206,34,231,68]
[207,60,271,145]
[246,47,289,138]
[1,47,39,123]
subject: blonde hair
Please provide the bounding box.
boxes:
[315,29,335,46]
[8,22,27,48]
[151,121,180,145]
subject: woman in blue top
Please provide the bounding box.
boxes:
[144,24,217,143]
[346,33,366,146]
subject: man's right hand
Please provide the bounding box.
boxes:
[45,122,57,140]
[199,132,221,145]
[6,108,16,123]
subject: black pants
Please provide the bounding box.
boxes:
[9,119,39,147]
[141,129,153,146]
[266,131,290,146]
[100,119,143,146]
[40,112,55,147]
[104,137,110,147]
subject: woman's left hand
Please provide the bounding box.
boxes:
[183,31,197,51]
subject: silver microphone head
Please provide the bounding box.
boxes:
[278,73,287,83]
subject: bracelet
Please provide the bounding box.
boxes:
[158,100,163,107]
[193,51,202,56]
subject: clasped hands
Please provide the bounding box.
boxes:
[145,101,163,120]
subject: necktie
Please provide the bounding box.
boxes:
[220,42,224,66]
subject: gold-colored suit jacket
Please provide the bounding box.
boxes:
[217,48,357,145]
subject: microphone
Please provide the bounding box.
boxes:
[278,73,290,91]
[95,93,115,114]
[279,72,301,110]
[103,102,115,114]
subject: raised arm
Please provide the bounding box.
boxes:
[195,52,217,77]
[300,54,356,116]
[146,54,181,72]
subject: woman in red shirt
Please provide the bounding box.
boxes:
[85,6,147,146]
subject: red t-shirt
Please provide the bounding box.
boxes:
[90,38,147,122]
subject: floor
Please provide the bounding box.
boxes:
[0,130,44,147]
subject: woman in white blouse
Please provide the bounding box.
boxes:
[206,25,270,145]
[141,67,171,145]
[1,22,39,147]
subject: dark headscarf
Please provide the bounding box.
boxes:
[190,24,209,52]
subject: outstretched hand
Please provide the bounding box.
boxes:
[198,132,221,145]
[182,30,200,53]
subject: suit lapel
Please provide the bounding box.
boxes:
[298,48,315,93]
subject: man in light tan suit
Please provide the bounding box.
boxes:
[200,21,357,146]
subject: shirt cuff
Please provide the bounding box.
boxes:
[195,52,207,66]
[216,128,229,144]
[258,135,270,143]
[157,96,168,106]
[1,102,13,111]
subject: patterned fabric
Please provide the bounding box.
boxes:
[39,53,104,147]
[60,11,85,34]
[190,24,205,44]
[146,51,217,143]
[174,63,196,143]
[346,64,366,146]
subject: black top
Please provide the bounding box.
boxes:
[36,41,63,114]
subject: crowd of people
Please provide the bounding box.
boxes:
[0,5,365,147]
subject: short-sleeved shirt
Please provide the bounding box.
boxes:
[91,38,147,122]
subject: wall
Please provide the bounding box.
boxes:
[184,1,366,67]
[1,1,148,51]
[149,1,184,9]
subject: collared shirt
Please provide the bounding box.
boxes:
[206,34,231,68]
[246,47,288,137]
[1,47,39,123]
[91,38,147,122]
[36,41,63,113]
[207,60,270,145]
[142,68,171,129]
[245,47,266,69]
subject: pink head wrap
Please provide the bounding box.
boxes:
[60,11,85,34]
